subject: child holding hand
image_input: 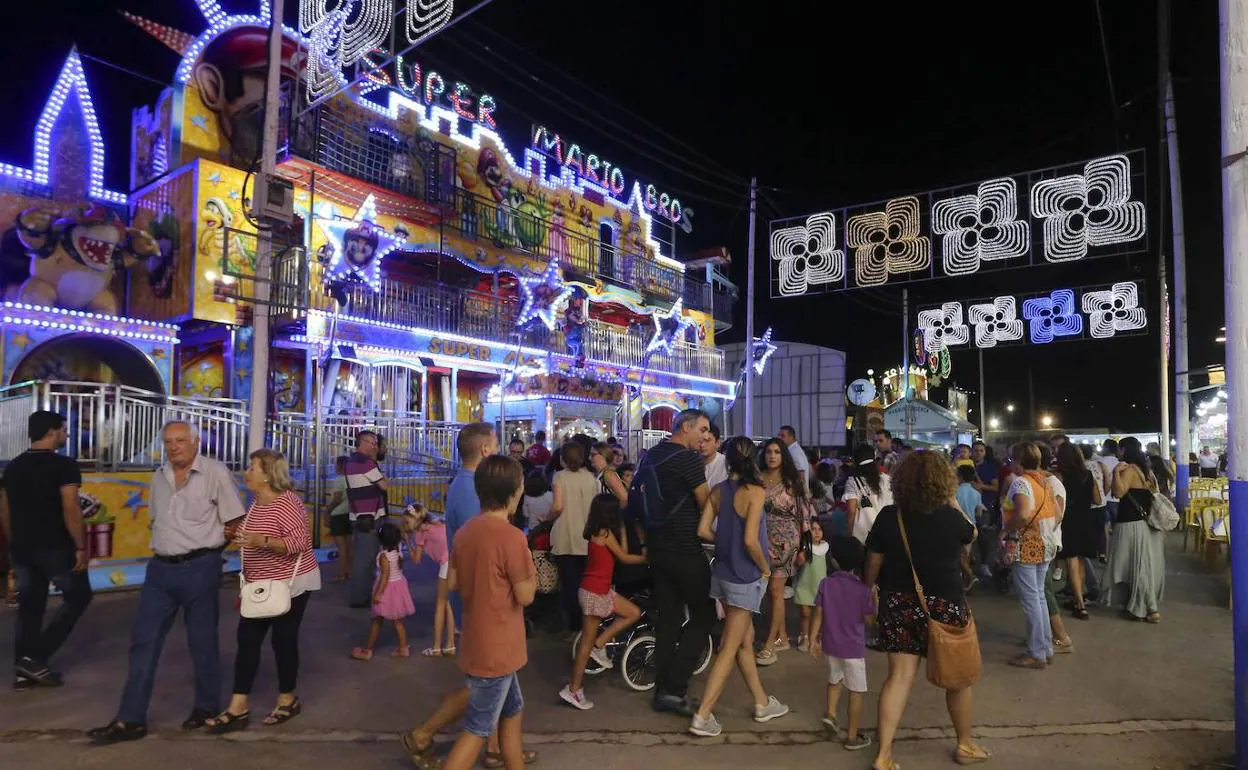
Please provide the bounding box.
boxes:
[810,536,876,752]
[402,503,456,657]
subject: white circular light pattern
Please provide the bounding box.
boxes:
[769,212,844,296]
[1080,281,1148,338]
[1030,154,1146,263]
[968,296,1024,348]
[931,177,1029,276]
[847,197,931,287]
[916,302,969,352]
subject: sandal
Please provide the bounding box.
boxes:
[1072,606,1090,621]
[1146,612,1162,624]
[392,646,411,658]
[481,749,539,768]
[263,699,302,726]
[401,731,437,767]
[1007,654,1047,669]
[872,759,901,770]
[421,647,443,658]
[207,710,250,734]
[773,637,791,652]
[351,647,373,661]
[955,742,992,765]
[441,646,457,657]
[755,648,777,666]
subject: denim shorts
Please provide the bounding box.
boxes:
[709,574,768,613]
[463,672,524,738]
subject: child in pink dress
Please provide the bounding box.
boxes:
[351,522,415,659]
[403,504,456,657]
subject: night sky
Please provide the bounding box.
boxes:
[0,0,1225,433]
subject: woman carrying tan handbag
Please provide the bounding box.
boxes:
[864,451,990,769]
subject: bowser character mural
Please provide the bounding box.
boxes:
[5,206,162,314]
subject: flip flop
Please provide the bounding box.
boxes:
[421,648,443,658]
[872,759,900,770]
[263,699,302,726]
[955,743,992,765]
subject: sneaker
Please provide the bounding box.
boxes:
[821,716,841,738]
[688,712,722,737]
[14,674,36,692]
[753,695,790,723]
[15,656,61,688]
[558,685,594,711]
[755,649,778,667]
[844,733,873,751]
[589,645,614,671]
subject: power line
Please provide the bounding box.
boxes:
[435,32,749,203]
[1093,0,1122,131]
[466,18,747,188]
[77,52,170,88]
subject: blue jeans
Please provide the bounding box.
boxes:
[13,549,93,665]
[1014,562,1052,660]
[464,672,524,738]
[116,552,222,724]
[349,526,379,607]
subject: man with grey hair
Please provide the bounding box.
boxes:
[88,421,246,744]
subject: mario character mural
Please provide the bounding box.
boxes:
[563,287,587,360]
[4,206,163,314]
[190,27,305,167]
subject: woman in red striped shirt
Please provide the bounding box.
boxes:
[208,449,320,733]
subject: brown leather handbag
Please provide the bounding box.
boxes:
[898,512,982,690]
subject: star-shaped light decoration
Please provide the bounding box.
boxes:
[516,258,573,330]
[751,327,778,375]
[647,298,693,356]
[315,194,405,292]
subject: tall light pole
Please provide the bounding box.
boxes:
[1218,0,1248,754]
[743,177,757,438]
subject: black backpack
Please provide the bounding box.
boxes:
[626,449,688,531]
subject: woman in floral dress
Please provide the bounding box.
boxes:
[754,439,811,666]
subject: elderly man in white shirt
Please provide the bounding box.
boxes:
[88,421,246,744]
[778,425,810,492]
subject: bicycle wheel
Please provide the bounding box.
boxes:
[571,631,606,675]
[693,635,712,675]
[621,633,658,691]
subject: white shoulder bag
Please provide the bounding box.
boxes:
[239,529,303,619]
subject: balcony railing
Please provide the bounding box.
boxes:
[296,265,724,378]
[278,84,728,317]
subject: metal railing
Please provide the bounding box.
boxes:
[0,381,250,470]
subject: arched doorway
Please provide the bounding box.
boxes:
[11,334,164,392]
[643,405,676,432]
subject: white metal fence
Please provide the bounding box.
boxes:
[0,380,250,469]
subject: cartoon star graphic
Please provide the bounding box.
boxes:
[150,348,167,360]
[646,298,693,355]
[516,258,573,331]
[11,332,32,351]
[190,114,210,132]
[315,193,405,291]
[207,171,223,185]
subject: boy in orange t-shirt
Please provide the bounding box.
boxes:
[443,455,536,770]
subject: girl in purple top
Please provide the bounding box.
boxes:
[690,437,790,738]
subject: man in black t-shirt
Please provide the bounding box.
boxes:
[0,410,93,690]
[644,409,711,716]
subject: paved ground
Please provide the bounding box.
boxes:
[0,533,1235,769]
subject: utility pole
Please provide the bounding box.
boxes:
[744,177,757,438]
[978,348,986,438]
[1163,69,1191,510]
[246,0,283,452]
[901,288,911,441]
[1218,0,1248,756]
[1158,0,1174,481]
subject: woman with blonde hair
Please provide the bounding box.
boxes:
[865,451,988,769]
[208,449,320,733]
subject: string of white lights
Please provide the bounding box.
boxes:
[769,212,844,296]
[406,0,455,43]
[306,9,350,102]
[968,296,1024,348]
[1080,281,1148,338]
[1030,153,1146,262]
[931,177,1029,276]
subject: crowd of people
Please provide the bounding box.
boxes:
[0,406,1182,770]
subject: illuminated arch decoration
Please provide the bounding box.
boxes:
[916,302,969,352]
[0,49,127,205]
[931,178,1029,276]
[315,193,405,291]
[846,197,930,287]
[769,212,844,296]
[1030,154,1146,263]
[516,258,573,331]
[1021,289,1083,344]
[305,8,351,102]
[1080,282,1147,338]
[968,296,1024,348]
